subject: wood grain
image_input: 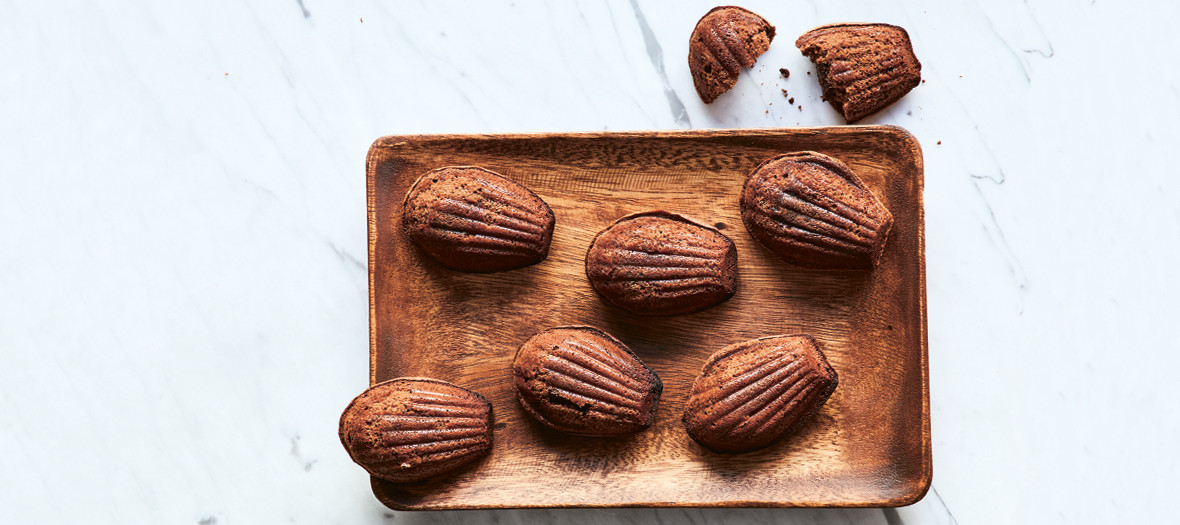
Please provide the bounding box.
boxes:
[365,127,929,509]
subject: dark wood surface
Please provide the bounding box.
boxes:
[366,127,929,509]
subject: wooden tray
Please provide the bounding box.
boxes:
[366,127,929,509]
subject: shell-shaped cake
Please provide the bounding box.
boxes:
[402,166,555,273]
[338,377,493,482]
[682,335,838,454]
[513,326,662,436]
[585,211,738,316]
[688,6,776,103]
[796,23,922,123]
[741,152,893,270]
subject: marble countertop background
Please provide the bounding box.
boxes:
[3,1,1178,523]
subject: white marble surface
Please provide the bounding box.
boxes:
[3,0,1178,523]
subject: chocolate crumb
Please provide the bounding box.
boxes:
[781,89,789,97]
[788,97,794,104]
[937,141,942,145]
[779,68,790,78]
[921,79,926,83]
[798,105,802,111]
[807,71,811,75]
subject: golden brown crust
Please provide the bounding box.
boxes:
[682,335,838,454]
[741,152,893,270]
[585,211,738,316]
[513,326,662,436]
[403,166,555,272]
[338,378,493,482]
[796,23,921,122]
[688,6,776,104]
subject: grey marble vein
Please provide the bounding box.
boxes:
[628,0,691,128]
[327,240,365,273]
[975,0,1057,82]
[977,9,1032,83]
[970,178,1029,298]
[930,488,959,525]
[1020,0,1055,58]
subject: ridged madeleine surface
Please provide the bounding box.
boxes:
[741,152,893,269]
[338,377,493,482]
[688,6,776,103]
[513,326,662,436]
[403,166,555,272]
[586,211,737,316]
[683,335,838,453]
[796,23,922,123]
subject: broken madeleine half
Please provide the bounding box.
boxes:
[688,6,775,103]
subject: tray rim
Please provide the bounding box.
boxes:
[365,126,930,510]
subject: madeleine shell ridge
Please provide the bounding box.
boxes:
[338,377,493,483]
[683,335,838,454]
[741,152,893,270]
[796,23,922,123]
[688,6,776,103]
[585,211,738,316]
[402,166,555,273]
[513,326,662,436]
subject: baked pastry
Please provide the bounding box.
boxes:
[795,23,921,122]
[513,326,661,436]
[741,152,892,269]
[683,335,837,453]
[403,166,555,272]
[688,6,776,103]
[585,211,737,316]
[338,377,493,482]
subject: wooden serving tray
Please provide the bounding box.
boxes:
[366,128,929,509]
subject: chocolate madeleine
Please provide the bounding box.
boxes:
[338,378,493,482]
[688,6,776,103]
[796,23,922,122]
[403,166,555,272]
[741,152,892,269]
[683,335,837,454]
[513,326,661,436]
[586,211,737,316]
